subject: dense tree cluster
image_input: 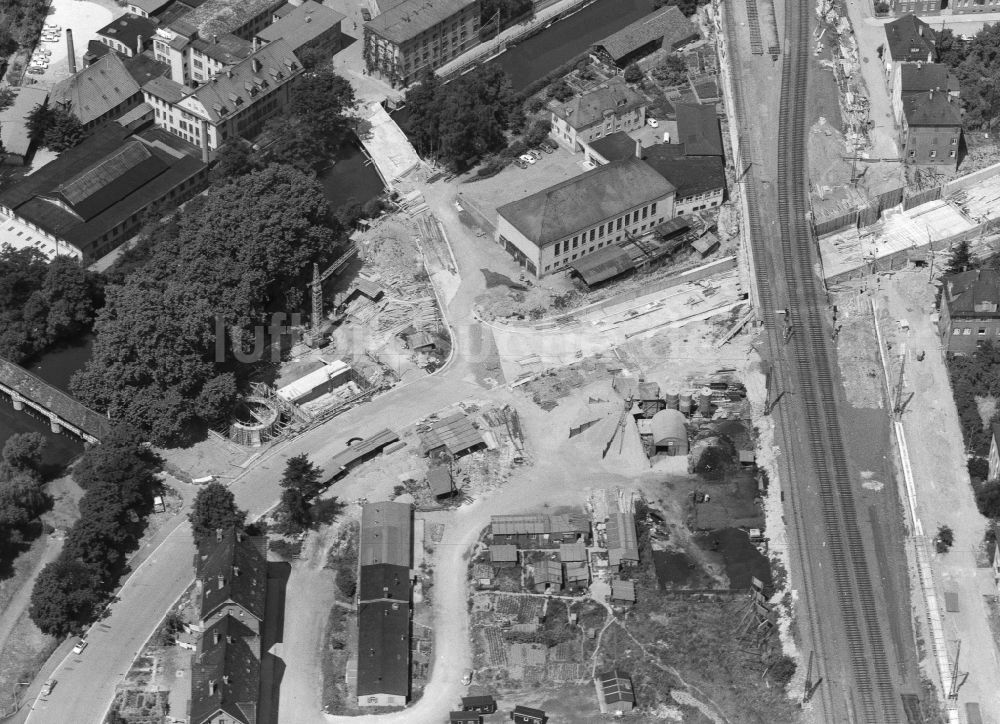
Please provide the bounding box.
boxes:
[403,67,521,171]
[937,24,1000,130]
[0,433,48,552]
[0,0,49,47]
[189,482,247,547]
[652,0,710,17]
[275,454,341,533]
[0,247,102,364]
[26,103,86,152]
[29,427,160,637]
[71,165,342,445]
[947,341,1000,455]
[479,0,533,38]
[653,55,689,86]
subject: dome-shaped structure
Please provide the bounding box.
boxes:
[650,408,688,455]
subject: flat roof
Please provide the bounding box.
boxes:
[97,12,159,52]
[0,87,48,157]
[365,0,476,45]
[275,359,350,402]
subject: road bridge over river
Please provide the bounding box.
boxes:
[0,357,109,444]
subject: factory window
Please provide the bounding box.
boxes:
[642,206,648,219]
[572,238,578,249]
[980,329,987,335]
[617,217,623,230]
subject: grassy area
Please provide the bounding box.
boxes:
[320,604,352,714]
[0,610,57,716]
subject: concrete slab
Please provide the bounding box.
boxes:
[359,103,422,188]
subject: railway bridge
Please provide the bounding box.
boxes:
[0,356,109,444]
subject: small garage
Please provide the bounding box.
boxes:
[651,409,688,456]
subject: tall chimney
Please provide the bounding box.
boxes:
[66,29,77,74]
[217,574,224,590]
[136,34,143,55]
[200,119,210,164]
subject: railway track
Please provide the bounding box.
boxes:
[730,0,904,721]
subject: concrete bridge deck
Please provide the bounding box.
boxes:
[0,357,110,443]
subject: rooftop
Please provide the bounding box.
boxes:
[599,669,635,704]
[674,103,723,156]
[190,615,260,724]
[196,530,268,622]
[356,600,410,697]
[901,90,962,127]
[189,32,254,64]
[130,0,174,13]
[570,244,635,286]
[610,577,636,602]
[328,429,400,474]
[0,357,110,438]
[365,0,476,46]
[256,0,344,49]
[606,512,639,567]
[885,14,936,62]
[124,52,171,85]
[184,0,282,38]
[944,268,1000,318]
[552,77,646,130]
[0,87,48,157]
[421,412,483,455]
[50,53,141,126]
[497,157,675,247]
[594,5,698,61]
[427,464,454,496]
[489,544,518,563]
[642,144,726,198]
[360,501,412,568]
[587,131,638,162]
[359,563,411,602]
[900,62,960,94]
[559,540,588,562]
[97,12,159,53]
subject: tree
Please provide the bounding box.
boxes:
[946,239,973,275]
[935,525,955,553]
[29,556,103,637]
[290,68,357,149]
[2,432,46,476]
[653,54,689,86]
[945,23,1000,129]
[280,454,325,502]
[279,487,311,531]
[977,479,1000,518]
[0,473,48,540]
[652,0,709,16]
[936,29,968,67]
[546,79,573,102]
[212,139,261,180]
[0,28,18,58]
[26,103,85,152]
[623,63,643,84]
[189,482,246,546]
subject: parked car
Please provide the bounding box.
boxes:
[461,669,474,686]
[361,8,371,20]
[528,149,542,160]
[27,67,44,74]
[41,679,56,696]
[518,154,536,165]
[514,158,528,169]
[72,639,87,655]
[540,143,554,154]
[647,117,659,128]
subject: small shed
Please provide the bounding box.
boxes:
[654,215,691,239]
[691,232,720,257]
[427,464,455,498]
[462,695,498,714]
[637,381,664,418]
[533,559,562,593]
[570,245,636,288]
[564,561,590,588]
[450,712,482,724]
[650,409,688,455]
[598,669,635,714]
[559,540,587,563]
[406,330,437,352]
[489,544,518,569]
[610,578,636,604]
[421,413,484,458]
[511,705,547,723]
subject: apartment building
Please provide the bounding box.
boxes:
[95,13,159,57]
[882,14,936,89]
[550,77,647,153]
[890,0,1000,14]
[495,157,676,277]
[900,89,962,168]
[891,61,959,124]
[363,0,481,87]
[152,21,253,87]
[143,38,301,158]
[938,269,1000,354]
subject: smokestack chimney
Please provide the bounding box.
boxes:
[200,119,210,164]
[209,680,217,695]
[136,34,143,55]
[217,574,224,590]
[66,29,77,74]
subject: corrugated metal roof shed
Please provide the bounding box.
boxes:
[328,429,399,473]
[427,464,454,497]
[489,544,518,563]
[360,501,412,568]
[564,561,589,582]
[491,514,549,535]
[559,540,587,562]
[535,559,562,585]
[570,245,635,286]
[606,512,639,567]
[651,409,687,448]
[610,578,636,602]
[422,413,483,456]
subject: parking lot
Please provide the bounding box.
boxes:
[21,0,118,87]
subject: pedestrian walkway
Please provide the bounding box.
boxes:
[358,102,422,190]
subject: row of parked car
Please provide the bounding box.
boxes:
[514,140,557,169]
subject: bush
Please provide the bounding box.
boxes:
[935,525,955,553]
[874,1,890,13]
[269,539,304,559]
[969,456,990,482]
[976,479,1000,518]
[336,565,356,599]
[768,654,796,687]
[623,63,643,84]
[546,79,574,102]
[525,96,546,114]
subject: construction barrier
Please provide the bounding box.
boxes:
[942,160,1000,196]
[813,209,859,238]
[902,185,942,211]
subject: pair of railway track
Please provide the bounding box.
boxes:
[729,0,904,720]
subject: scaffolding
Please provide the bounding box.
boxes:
[226,382,307,447]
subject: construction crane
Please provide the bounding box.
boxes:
[948,640,969,701]
[893,346,911,418]
[306,244,358,336]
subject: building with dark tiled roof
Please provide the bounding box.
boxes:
[0,123,208,262]
[143,38,301,158]
[184,0,284,40]
[938,269,1000,353]
[583,130,641,166]
[128,0,176,18]
[359,501,412,568]
[50,53,143,130]
[189,615,261,724]
[882,14,936,89]
[0,87,48,165]
[892,61,960,125]
[550,77,647,154]
[363,0,481,87]
[196,528,268,631]
[641,143,726,215]
[512,705,546,723]
[899,89,962,169]
[598,669,635,714]
[593,5,699,67]
[356,600,410,706]
[256,0,344,57]
[96,13,159,57]
[674,102,723,158]
[495,157,675,277]
[359,563,411,602]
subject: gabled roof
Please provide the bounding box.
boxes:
[900,62,959,94]
[190,33,254,64]
[675,103,723,156]
[944,268,1000,317]
[54,141,168,220]
[427,464,454,496]
[256,0,344,50]
[143,74,188,103]
[489,544,518,562]
[587,131,638,162]
[359,563,411,602]
[497,158,675,247]
[594,5,698,61]
[0,87,48,157]
[97,12,159,53]
[564,561,589,581]
[610,577,636,601]
[356,600,410,697]
[491,514,549,535]
[552,77,645,131]
[606,512,639,567]
[570,245,635,286]
[50,53,141,126]
[642,144,726,198]
[184,0,282,37]
[360,501,412,567]
[534,559,562,586]
[130,0,174,14]
[901,90,962,127]
[599,669,635,704]
[197,530,268,622]
[884,14,935,62]
[190,615,260,724]
[365,0,476,45]
[512,705,546,719]
[124,52,171,85]
[421,412,483,455]
[559,540,588,562]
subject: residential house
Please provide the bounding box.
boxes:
[890,0,1000,14]
[363,0,481,87]
[256,0,344,57]
[882,15,936,89]
[989,421,1000,481]
[50,53,144,131]
[195,528,268,631]
[888,0,942,14]
[0,124,208,262]
[598,670,635,714]
[96,13,159,57]
[550,77,646,153]
[189,615,261,724]
[462,695,498,714]
[605,512,639,569]
[532,559,563,593]
[891,61,960,125]
[511,705,547,724]
[610,578,636,604]
[359,501,413,568]
[356,600,410,706]
[450,713,483,724]
[938,269,1000,354]
[489,544,518,569]
[142,39,302,160]
[592,5,699,68]
[951,0,1000,12]
[495,157,676,277]
[674,102,724,158]
[900,89,962,168]
[0,88,48,165]
[642,143,726,215]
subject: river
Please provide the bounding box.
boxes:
[0,336,93,468]
[319,141,386,210]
